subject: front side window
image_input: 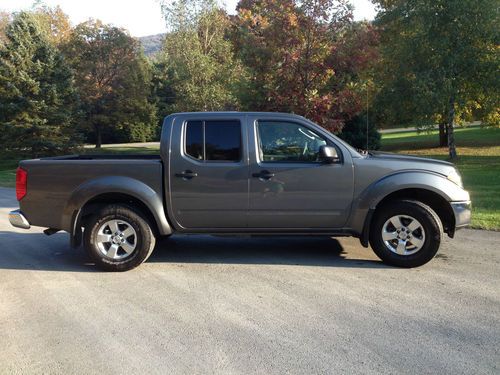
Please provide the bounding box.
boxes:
[185,120,242,162]
[257,121,327,163]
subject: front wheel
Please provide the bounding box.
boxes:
[369,200,443,268]
[83,204,156,271]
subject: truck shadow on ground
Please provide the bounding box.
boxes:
[149,235,386,269]
[0,231,387,272]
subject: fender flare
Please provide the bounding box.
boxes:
[350,170,469,246]
[63,176,173,247]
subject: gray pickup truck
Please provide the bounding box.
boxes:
[9,112,471,271]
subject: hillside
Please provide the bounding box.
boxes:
[138,33,166,57]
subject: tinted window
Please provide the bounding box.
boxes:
[257,121,327,163]
[184,120,242,162]
[185,120,204,160]
[205,120,241,161]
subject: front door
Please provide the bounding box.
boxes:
[169,117,248,229]
[248,117,354,229]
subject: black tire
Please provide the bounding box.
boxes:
[369,200,443,268]
[83,204,156,271]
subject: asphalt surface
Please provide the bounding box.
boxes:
[0,187,499,374]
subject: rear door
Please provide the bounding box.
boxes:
[247,115,354,229]
[168,115,248,229]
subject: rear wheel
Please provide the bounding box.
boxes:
[369,200,442,267]
[83,204,156,271]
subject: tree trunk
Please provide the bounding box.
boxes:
[95,124,102,149]
[447,96,457,159]
[438,122,447,147]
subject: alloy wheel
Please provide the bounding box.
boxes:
[381,215,426,256]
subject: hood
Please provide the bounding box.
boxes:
[368,151,454,167]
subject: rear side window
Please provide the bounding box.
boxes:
[185,120,203,160]
[185,120,242,162]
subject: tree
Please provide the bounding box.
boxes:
[373,0,499,158]
[0,11,79,157]
[0,12,9,47]
[233,0,378,132]
[32,5,72,46]
[63,20,157,147]
[338,113,381,150]
[151,57,176,136]
[156,0,246,113]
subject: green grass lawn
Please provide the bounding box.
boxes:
[0,159,18,188]
[381,126,500,231]
[382,126,500,150]
[82,146,160,154]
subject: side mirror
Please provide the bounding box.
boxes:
[319,145,340,163]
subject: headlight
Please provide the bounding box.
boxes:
[447,169,463,188]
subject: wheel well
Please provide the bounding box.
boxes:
[375,188,455,237]
[79,193,159,236]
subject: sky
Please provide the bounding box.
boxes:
[1,0,377,37]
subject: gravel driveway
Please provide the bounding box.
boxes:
[0,187,499,374]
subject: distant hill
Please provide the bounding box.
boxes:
[138,33,166,57]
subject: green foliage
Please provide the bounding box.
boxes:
[63,20,157,146]
[157,0,245,114]
[0,11,80,157]
[338,113,381,150]
[151,58,176,136]
[31,5,72,46]
[0,11,9,47]
[374,0,500,156]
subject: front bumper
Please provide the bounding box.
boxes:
[451,200,471,229]
[9,209,31,229]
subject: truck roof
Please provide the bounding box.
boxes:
[165,111,307,120]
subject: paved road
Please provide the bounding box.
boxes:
[0,187,499,374]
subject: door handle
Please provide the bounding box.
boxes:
[175,170,198,179]
[252,170,275,180]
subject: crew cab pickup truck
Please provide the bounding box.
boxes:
[9,112,471,271]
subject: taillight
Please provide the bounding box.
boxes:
[16,167,27,201]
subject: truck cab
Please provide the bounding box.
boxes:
[163,112,355,231]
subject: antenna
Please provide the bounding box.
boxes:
[366,84,369,151]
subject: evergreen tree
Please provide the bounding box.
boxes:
[0,11,79,157]
[338,113,381,150]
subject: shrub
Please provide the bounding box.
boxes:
[338,114,381,150]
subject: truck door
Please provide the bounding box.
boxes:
[168,116,248,229]
[247,116,354,229]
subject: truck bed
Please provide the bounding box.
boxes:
[18,155,164,232]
